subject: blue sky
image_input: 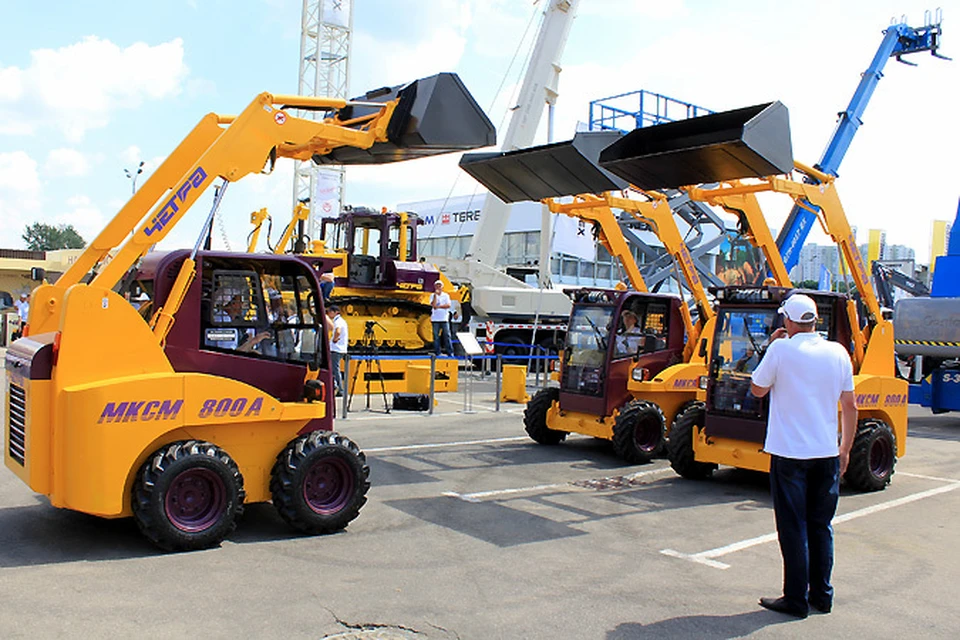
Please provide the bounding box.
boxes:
[1,0,957,263]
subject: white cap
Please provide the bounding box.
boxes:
[778,294,818,323]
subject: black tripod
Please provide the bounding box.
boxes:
[348,321,390,413]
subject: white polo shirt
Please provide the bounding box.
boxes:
[431,291,451,322]
[330,314,349,354]
[751,331,854,459]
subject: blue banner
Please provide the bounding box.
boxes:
[818,264,832,291]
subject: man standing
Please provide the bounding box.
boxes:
[326,305,348,396]
[430,280,454,357]
[750,293,857,619]
[14,292,29,338]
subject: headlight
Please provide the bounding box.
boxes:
[698,375,709,389]
[631,367,649,382]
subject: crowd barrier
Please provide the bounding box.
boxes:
[337,342,559,419]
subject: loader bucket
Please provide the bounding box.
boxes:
[314,72,496,165]
[598,101,793,190]
[458,131,629,203]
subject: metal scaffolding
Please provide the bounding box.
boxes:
[292,0,353,245]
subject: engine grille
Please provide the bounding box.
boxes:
[7,383,26,466]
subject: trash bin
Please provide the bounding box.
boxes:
[500,364,530,403]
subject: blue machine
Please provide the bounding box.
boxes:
[776,11,949,274]
[895,199,960,412]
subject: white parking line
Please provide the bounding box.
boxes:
[365,436,529,453]
[443,467,674,503]
[661,476,960,570]
[443,483,568,503]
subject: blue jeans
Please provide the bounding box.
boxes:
[331,351,346,395]
[432,321,454,356]
[769,455,840,611]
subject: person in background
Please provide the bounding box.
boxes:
[326,305,348,396]
[320,272,335,303]
[208,293,270,353]
[750,293,857,619]
[430,280,455,357]
[14,292,29,338]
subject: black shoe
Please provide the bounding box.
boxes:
[809,599,832,614]
[759,596,808,619]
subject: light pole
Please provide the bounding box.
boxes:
[124,161,144,195]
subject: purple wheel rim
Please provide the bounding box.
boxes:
[303,455,354,515]
[869,436,894,478]
[165,468,226,532]
[634,417,659,452]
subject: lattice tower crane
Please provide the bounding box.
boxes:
[292,0,353,248]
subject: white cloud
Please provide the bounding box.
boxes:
[0,151,42,247]
[577,0,689,19]
[0,37,188,142]
[351,28,467,91]
[119,145,142,166]
[45,148,91,177]
[55,195,104,241]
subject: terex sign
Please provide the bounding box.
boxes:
[422,208,482,226]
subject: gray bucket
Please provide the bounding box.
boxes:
[458,131,628,203]
[314,72,496,165]
[598,101,794,189]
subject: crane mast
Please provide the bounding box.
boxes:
[464,0,579,266]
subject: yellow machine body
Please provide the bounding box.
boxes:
[5,74,495,537]
[5,286,324,517]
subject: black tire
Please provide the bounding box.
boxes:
[132,440,245,552]
[270,430,370,534]
[844,419,896,492]
[612,400,666,464]
[666,400,702,440]
[667,401,716,479]
[523,387,567,445]
[497,337,528,359]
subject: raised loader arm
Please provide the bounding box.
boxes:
[547,192,717,362]
[683,185,792,287]
[687,162,889,374]
[29,73,495,337]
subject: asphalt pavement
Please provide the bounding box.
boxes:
[1,367,958,639]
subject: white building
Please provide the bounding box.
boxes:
[400,194,721,291]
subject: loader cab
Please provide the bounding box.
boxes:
[703,286,852,444]
[320,207,433,290]
[136,250,333,415]
[559,289,684,417]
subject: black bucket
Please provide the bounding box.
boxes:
[458,131,629,203]
[598,102,793,190]
[313,72,496,165]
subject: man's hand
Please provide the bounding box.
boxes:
[838,390,857,477]
[839,450,851,477]
[769,327,788,342]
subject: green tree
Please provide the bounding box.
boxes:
[22,223,86,251]
[797,279,819,289]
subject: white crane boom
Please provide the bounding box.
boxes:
[465,0,580,265]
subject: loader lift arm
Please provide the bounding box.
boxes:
[546,192,717,361]
[685,186,792,287]
[28,74,494,338]
[459,130,718,362]
[690,161,889,375]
